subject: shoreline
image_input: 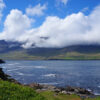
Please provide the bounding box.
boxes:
[3,59,100,61]
[26,83,96,98]
[0,67,97,99]
[0,59,100,99]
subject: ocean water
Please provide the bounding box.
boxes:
[1,60,100,95]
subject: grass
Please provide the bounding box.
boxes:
[85,97,100,100]
[1,51,100,60]
[40,91,81,100]
[0,80,100,100]
[40,91,100,100]
[0,80,46,100]
[50,52,100,60]
[0,51,45,60]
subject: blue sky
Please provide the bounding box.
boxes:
[0,0,100,48]
[1,0,100,29]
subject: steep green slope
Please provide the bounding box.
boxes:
[1,51,100,60]
[49,52,100,60]
[0,51,45,60]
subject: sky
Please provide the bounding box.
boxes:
[0,0,100,48]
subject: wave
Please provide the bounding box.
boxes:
[39,82,58,85]
[43,74,56,77]
[34,66,47,69]
[98,86,100,88]
[7,67,23,72]
[7,64,16,66]
[17,72,24,76]
[87,88,92,92]
[94,92,100,95]
[16,72,34,76]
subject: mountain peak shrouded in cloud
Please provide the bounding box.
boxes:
[0,0,100,48]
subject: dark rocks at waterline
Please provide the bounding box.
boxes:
[0,68,9,80]
[0,68,20,84]
[0,60,7,80]
[0,59,20,84]
[27,83,43,89]
[0,59,5,64]
[65,86,94,97]
[27,83,94,98]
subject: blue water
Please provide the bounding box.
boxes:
[1,60,100,95]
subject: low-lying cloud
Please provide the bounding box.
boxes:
[0,5,100,48]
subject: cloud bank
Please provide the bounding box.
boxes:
[0,5,100,48]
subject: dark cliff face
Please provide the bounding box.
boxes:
[0,59,5,64]
[0,68,9,80]
[0,60,8,80]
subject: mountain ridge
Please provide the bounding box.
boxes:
[0,40,100,60]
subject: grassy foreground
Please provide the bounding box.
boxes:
[0,80,100,100]
[40,91,81,100]
[0,80,46,100]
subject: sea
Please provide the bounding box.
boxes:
[1,60,100,95]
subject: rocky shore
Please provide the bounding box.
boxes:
[26,83,94,98]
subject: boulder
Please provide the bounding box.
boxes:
[66,86,93,95]
[28,83,43,89]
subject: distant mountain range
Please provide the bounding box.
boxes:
[0,40,100,60]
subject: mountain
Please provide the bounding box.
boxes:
[0,40,23,53]
[0,40,100,60]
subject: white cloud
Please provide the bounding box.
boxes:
[0,9,31,41]
[0,5,100,48]
[0,0,5,22]
[26,4,47,16]
[61,0,68,5]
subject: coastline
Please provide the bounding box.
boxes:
[2,58,100,61]
[0,59,100,99]
[0,66,98,99]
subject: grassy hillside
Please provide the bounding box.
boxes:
[0,80,46,100]
[49,52,100,60]
[0,51,46,60]
[1,42,100,60]
[1,51,100,60]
